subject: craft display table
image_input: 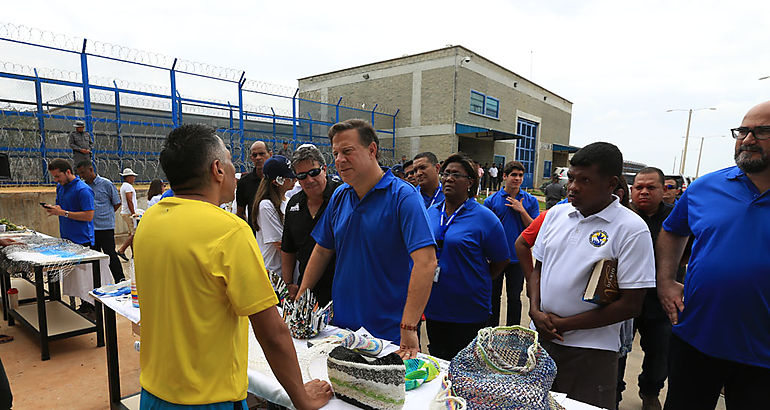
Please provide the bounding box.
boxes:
[91,292,140,410]
[90,290,602,410]
[0,231,112,360]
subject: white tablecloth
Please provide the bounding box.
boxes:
[2,231,114,303]
[246,325,603,409]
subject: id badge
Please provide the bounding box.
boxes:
[433,265,441,283]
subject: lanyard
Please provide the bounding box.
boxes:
[427,183,443,208]
[436,198,470,258]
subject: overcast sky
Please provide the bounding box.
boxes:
[3,0,770,176]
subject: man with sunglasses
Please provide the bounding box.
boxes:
[403,159,417,186]
[662,179,681,205]
[281,145,341,304]
[657,101,770,409]
[236,141,272,227]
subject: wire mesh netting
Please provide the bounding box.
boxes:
[0,22,399,185]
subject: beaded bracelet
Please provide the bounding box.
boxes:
[400,322,418,331]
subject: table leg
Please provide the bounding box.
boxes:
[93,261,105,347]
[1,267,8,323]
[35,265,50,361]
[49,271,61,302]
[101,301,122,408]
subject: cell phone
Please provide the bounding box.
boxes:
[39,202,53,209]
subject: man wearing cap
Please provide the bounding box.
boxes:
[296,119,437,360]
[236,141,271,227]
[282,145,341,304]
[117,168,138,260]
[69,120,93,166]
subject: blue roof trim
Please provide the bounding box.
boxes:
[552,143,580,153]
[455,123,519,140]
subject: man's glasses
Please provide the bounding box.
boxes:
[440,172,470,180]
[665,184,677,189]
[295,168,322,180]
[731,126,770,141]
[405,170,416,177]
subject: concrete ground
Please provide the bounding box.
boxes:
[1,244,726,409]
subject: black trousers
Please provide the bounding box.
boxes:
[616,313,671,404]
[664,334,770,409]
[0,357,11,410]
[487,262,524,327]
[425,319,487,361]
[92,229,124,282]
[541,341,619,410]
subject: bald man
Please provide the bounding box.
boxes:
[236,141,272,226]
[657,101,770,408]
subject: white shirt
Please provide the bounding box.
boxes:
[488,167,498,178]
[147,194,163,208]
[255,199,285,273]
[119,182,138,215]
[531,198,655,352]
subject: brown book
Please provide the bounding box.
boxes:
[582,259,620,305]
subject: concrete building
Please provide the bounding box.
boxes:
[298,45,576,188]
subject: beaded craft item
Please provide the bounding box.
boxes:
[448,326,564,410]
[327,345,405,410]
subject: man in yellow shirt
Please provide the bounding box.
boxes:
[134,124,331,409]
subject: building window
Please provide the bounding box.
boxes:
[485,97,499,118]
[470,91,485,114]
[469,90,499,119]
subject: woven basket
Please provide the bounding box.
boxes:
[448,326,564,410]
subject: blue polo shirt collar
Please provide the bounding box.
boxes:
[568,195,621,223]
[374,168,395,190]
[725,167,743,180]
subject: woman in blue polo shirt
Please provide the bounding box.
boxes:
[424,153,511,361]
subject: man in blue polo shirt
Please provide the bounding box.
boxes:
[45,159,95,247]
[413,152,444,208]
[76,161,124,282]
[297,119,437,360]
[657,101,770,409]
[484,160,540,326]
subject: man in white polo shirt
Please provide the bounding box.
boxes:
[528,142,655,409]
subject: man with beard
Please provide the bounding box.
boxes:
[657,101,770,409]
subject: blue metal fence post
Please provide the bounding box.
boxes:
[228,101,233,130]
[370,104,378,126]
[113,81,123,172]
[176,91,183,125]
[307,113,313,146]
[238,72,245,170]
[392,109,399,158]
[292,88,298,146]
[335,97,342,123]
[80,39,93,167]
[270,108,277,142]
[170,58,178,128]
[33,69,48,183]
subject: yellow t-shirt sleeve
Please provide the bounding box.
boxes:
[216,223,279,316]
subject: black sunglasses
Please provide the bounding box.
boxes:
[665,184,677,189]
[295,167,322,180]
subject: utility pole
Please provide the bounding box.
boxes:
[696,136,705,177]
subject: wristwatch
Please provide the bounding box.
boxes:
[64,210,70,218]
